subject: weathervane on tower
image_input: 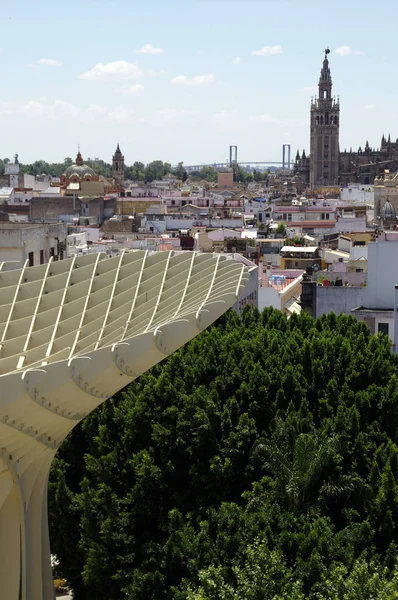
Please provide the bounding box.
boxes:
[325,47,330,58]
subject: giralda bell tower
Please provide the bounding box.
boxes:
[310,48,340,189]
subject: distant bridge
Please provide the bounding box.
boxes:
[183,161,289,171]
[180,144,294,172]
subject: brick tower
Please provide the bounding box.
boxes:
[112,142,125,188]
[310,48,340,189]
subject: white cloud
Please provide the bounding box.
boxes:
[0,100,44,117]
[171,74,216,87]
[250,114,306,127]
[252,45,282,57]
[38,58,61,66]
[0,99,107,122]
[334,46,364,57]
[85,104,108,119]
[156,108,200,122]
[362,104,376,110]
[231,57,242,65]
[146,69,168,77]
[107,106,137,124]
[117,84,145,95]
[50,100,81,119]
[301,86,317,93]
[213,109,238,122]
[79,61,143,81]
[138,43,164,54]
[250,114,279,124]
[334,45,352,56]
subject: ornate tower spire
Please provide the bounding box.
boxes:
[112,142,125,189]
[76,146,83,166]
[318,47,332,101]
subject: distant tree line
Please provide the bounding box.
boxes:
[0,156,268,185]
[48,308,398,599]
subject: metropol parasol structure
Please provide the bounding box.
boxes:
[0,249,251,600]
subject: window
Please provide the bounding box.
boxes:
[40,250,44,264]
[326,213,330,220]
[28,252,34,267]
[378,322,389,336]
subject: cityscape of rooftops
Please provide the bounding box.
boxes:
[3,2,398,599]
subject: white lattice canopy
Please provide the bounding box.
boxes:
[0,250,250,600]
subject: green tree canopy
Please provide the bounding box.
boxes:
[49,310,398,599]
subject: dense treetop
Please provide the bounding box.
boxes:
[49,309,398,599]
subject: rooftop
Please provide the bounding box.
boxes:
[0,187,13,196]
[281,246,318,253]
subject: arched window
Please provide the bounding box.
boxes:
[320,116,324,125]
[115,162,119,172]
[323,89,328,99]
[325,112,329,124]
[316,116,319,125]
[334,116,338,125]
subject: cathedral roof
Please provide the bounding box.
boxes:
[63,151,96,179]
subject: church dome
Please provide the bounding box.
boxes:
[381,200,396,220]
[63,151,96,179]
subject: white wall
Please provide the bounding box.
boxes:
[316,286,365,317]
[366,240,398,309]
[258,285,281,311]
[340,185,374,204]
[350,246,368,260]
[0,224,67,268]
[0,247,24,265]
[333,217,367,233]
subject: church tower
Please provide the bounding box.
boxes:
[310,48,340,189]
[112,143,125,188]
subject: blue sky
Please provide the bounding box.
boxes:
[1,0,397,166]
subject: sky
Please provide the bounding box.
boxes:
[1,0,398,166]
